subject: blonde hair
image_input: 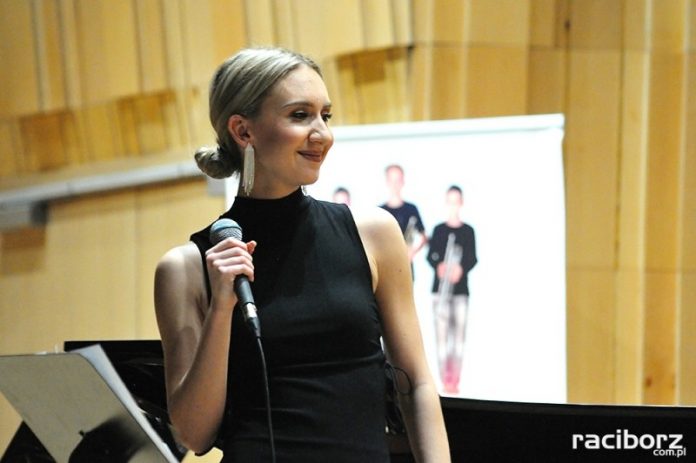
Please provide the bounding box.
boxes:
[194,47,322,179]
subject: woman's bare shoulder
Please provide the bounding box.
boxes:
[155,242,206,319]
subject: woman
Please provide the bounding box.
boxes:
[154,47,449,462]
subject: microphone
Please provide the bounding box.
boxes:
[209,218,261,338]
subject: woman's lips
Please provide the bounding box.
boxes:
[298,151,322,162]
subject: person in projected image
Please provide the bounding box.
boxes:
[426,185,477,395]
[154,47,449,462]
[379,164,427,270]
[331,186,351,206]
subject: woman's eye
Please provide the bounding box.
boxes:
[292,111,308,119]
[322,113,333,122]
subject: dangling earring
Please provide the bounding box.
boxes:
[242,143,255,195]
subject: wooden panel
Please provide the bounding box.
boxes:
[677,52,696,404]
[57,0,82,108]
[290,0,364,61]
[244,0,274,46]
[0,398,20,463]
[431,0,467,44]
[74,0,139,103]
[134,180,224,338]
[391,0,412,45]
[614,269,644,404]
[0,0,39,118]
[116,97,141,157]
[182,448,222,462]
[650,0,688,52]
[33,0,67,111]
[132,94,170,155]
[527,48,566,114]
[350,48,409,124]
[623,0,649,51]
[408,45,432,120]
[429,46,468,120]
[211,0,246,64]
[568,0,622,50]
[678,273,696,404]
[644,53,684,271]
[529,0,560,47]
[617,51,649,270]
[566,268,616,403]
[188,87,217,150]
[60,110,86,166]
[683,53,696,272]
[467,0,531,46]
[19,112,67,172]
[691,1,696,52]
[412,0,435,44]
[161,0,187,89]
[564,50,621,268]
[76,103,122,162]
[0,121,22,177]
[384,47,410,122]
[135,0,169,92]
[161,90,191,149]
[643,271,677,404]
[178,0,216,87]
[273,0,296,49]
[466,46,528,117]
[333,55,361,125]
[361,0,394,49]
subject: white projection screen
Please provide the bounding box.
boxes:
[228,114,566,403]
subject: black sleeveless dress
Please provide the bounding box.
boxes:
[190,188,389,462]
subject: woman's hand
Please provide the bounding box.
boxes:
[205,238,257,313]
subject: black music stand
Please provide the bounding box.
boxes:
[0,343,182,462]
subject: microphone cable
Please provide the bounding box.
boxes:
[255,335,276,463]
[209,218,275,461]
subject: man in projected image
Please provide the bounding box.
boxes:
[379,164,427,265]
[332,186,351,206]
[427,185,477,394]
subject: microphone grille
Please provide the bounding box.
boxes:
[209,218,243,244]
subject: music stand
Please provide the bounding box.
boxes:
[0,344,180,462]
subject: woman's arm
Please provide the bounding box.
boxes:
[355,207,450,463]
[154,238,254,453]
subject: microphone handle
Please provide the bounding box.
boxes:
[234,276,261,338]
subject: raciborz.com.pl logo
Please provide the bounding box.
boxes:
[572,429,687,458]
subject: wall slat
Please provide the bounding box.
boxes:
[429,46,468,120]
[33,0,67,112]
[564,51,621,269]
[290,0,363,61]
[527,48,566,114]
[0,0,39,118]
[135,0,169,93]
[74,0,140,103]
[361,0,394,49]
[244,0,274,46]
[568,0,622,50]
[566,269,616,403]
[20,112,67,172]
[391,0,412,46]
[210,0,246,64]
[466,46,528,117]
[467,0,531,45]
[57,0,82,108]
[0,122,22,178]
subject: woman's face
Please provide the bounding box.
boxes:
[247,64,333,198]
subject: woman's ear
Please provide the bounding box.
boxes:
[227,114,252,146]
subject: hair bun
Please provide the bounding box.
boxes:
[194,145,235,179]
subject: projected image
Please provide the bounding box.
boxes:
[306,115,567,403]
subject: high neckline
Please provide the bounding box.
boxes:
[229,188,310,222]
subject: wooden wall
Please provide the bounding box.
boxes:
[1,1,695,461]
